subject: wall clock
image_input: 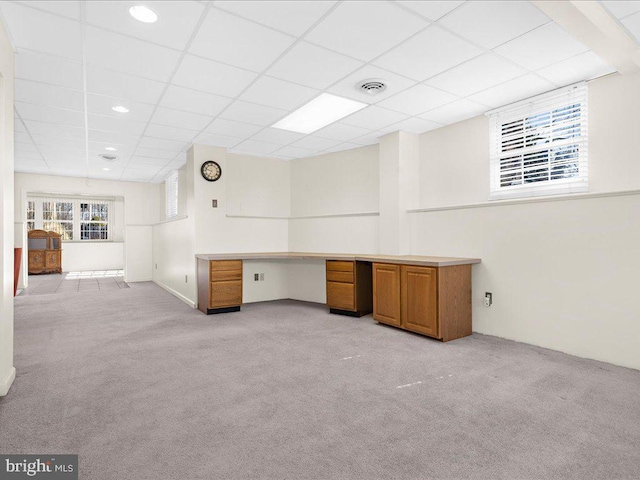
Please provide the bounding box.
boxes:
[201,160,222,182]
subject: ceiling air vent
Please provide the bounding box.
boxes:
[357,79,387,95]
[99,154,118,162]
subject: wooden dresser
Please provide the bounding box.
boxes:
[197,258,243,314]
[326,260,372,317]
[28,230,62,274]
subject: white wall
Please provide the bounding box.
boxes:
[124,225,152,282]
[14,173,160,284]
[0,19,15,396]
[413,71,640,370]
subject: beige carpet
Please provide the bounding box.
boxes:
[3,282,640,479]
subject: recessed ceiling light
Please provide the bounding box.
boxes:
[272,93,367,134]
[129,5,158,23]
[102,167,111,171]
[105,147,117,151]
[111,105,129,113]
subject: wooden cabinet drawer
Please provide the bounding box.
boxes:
[210,269,242,282]
[326,270,354,283]
[326,281,355,311]
[210,260,242,272]
[210,280,242,308]
[326,260,354,273]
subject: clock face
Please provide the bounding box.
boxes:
[201,161,222,182]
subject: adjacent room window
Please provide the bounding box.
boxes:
[165,170,179,219]
[488,83,588,200]
[27,196,114,241]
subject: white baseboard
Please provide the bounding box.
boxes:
[0,367,16,396]
[153,280,196,308]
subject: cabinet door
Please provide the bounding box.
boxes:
[210,280,242,308]
[45,250,61,269]
[327,281,355,310]
[401,266,438,338]
[373,263,401,327]
[28,250,45,273]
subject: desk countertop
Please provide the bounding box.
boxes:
[195,252,481,267]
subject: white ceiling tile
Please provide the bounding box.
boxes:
[250,128,305,145]
[134,147,180,160]
[289,136,343,151]
[189,8,295,72]
[0,2,83,59]
[15,132,33,144]
[494,23,589,71]
[146,124,199,142]
[87,114,148,136]
[272,145,318,158]
[15,142,39,153]
[220,100,287,126]
[322,142,361,153]
[424,53,527,96]
[85,1,206,50]
[13,150,43,161]
[418,99,488,125]
[467,74,555,108]
[600,1,640,19]
[232,139,279,156]
[267,41,363,89]
[15,80,84,112]
[193,132,242,148]
[172,54,258,97]
[621,11,640,43]
[373,25,482,81]
[38,145,85,157]
[86,94,155,123]
[439,1,549,49]
[376,84,458,116]
[537,52,615,87]
[85,26,182,81]
[150,107,213,131]
[86,67,166,105]
[160,85,232,116]
[14,159,49,172]
[314,122,371,141]
[204,118,263,138]
[16,103,85,128]
[341,105,409,130]
[14,119,27,133]
[16,1,81,19]
[214,1,336,36]
[305,1,428,61]
[23,120,85,140]
[350,132,382,146]
[397,1,464,21]
[31,135,86,150]
[139,136,189,151]
[15,51,83,90]
[239,76,319,110]
[128,156,170,167]
[88,130,140,146]
[387,117,442,134]
[328,65,417,103]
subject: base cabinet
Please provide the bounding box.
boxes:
[28,230,62,274]
[373,263,472,342]
[198,259,243,314]
[326,260,372,317]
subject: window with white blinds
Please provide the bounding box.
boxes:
[165,170,179,219]
[488,83,588,200]
[27,195,114,241]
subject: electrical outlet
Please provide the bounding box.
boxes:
[254,273,259,281]
[484,292,492,307]
[259,273,264,281]
[155,263,157,270]
[185,275,188,283]
[212,199,218,208]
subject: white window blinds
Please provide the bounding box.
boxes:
[488,83,588,200]
[165,170,179,219]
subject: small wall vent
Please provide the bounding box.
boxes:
[357,79,387,95]
[99,154,118,162]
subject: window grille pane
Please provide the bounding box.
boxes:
[44,221,73,240]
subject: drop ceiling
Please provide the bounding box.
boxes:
[2,0,626,183]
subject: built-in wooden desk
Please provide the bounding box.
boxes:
[196,253,481,342]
